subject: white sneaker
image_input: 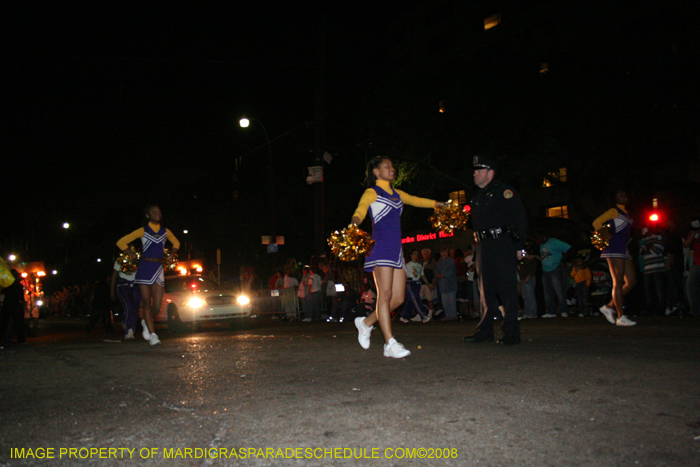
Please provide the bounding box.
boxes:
[399,317,409,323]
[541,313,556,318]
[149,333,161,345]
[422,314,431,323]
[141,320,151,340]
[599,305,617,324]
[410,315,422,322]
[354,317,373,349]
[616,315,636,327]
[383,338,411,358]
[125,329,134,340]
[561,312,569,318]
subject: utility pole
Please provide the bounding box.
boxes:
[313,13,326,260]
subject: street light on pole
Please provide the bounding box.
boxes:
[63,222,70,264]
[239,116,276,238]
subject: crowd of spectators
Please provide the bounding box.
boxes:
[3,215,699,346]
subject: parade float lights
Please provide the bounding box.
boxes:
[177,263,203,275]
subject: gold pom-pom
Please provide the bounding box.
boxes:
[591,228,610,251]
[328,224,375,262]
[429,201,469,234]
[117,247,140,274]
[163,249,179,272]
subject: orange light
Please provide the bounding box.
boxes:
[21,272,28,278]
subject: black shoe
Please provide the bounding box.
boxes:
[496,336,521,346]
[463,333,494,343]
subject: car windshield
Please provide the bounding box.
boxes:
[165,277,220,293]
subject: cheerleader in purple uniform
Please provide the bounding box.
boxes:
[117,205,180,345]
[592,190,637,326]
[351,157,444,358]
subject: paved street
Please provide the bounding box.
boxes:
[1,315,699,466]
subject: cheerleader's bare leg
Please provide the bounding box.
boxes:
[364,266,406,343]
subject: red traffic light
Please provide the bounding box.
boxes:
[649,213,659,222]
[463,205,471,213]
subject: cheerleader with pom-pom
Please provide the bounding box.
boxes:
[116,205,180,345]
[351,157,443,359]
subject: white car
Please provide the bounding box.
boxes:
[159,275,252,332]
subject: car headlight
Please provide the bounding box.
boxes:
[237,295,250,305]
[187,297,205,309]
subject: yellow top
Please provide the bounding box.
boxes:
[352,180,436,223]
[592,205,626,231]
[570,266,592,287]
[116,222,181,252]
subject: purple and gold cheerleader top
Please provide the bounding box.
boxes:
[363,185,405,272]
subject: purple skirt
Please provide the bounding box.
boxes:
[135,260,164,286]
[364,230,405,272]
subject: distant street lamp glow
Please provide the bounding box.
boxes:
[8,254,16,261]
[97,258,101,262]
[63,222,70,229]
[239,117,250,128]
[52,270,58,275]
[183,230,189,234]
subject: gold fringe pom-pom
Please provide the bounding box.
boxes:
[328,224,375,262]
[590,228,610,251]
[163,249,179,272]
[429,201,469,234]
[117,247,140,274]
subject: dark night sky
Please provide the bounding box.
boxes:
[3,1,698,284]
[2,2,407,278]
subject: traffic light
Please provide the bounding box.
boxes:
[648,212,660,223]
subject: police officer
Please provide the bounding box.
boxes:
[464,156,527,345]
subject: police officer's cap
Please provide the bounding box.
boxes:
[473,155,498,170]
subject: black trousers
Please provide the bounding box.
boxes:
[475,237,520,339]
[88,305,113,332]
[0,304,25,344]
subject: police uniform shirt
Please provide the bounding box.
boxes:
[470,179,527,249]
